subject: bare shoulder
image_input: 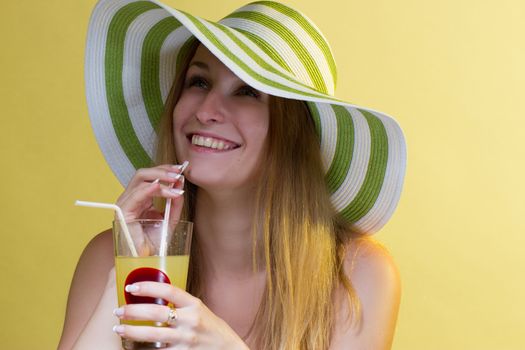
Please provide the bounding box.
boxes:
[330,237,401,350]
[70,228,115,303]
[345,237,400,290]
[79,229,114,264]
[58,229,115,349]
[72,229,115,283]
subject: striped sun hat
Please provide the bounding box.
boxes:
[85,0,407,233]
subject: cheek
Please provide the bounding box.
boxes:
[172,104,188,158]
[252,124,269,148]
[247,112,270,146]
[238,103,269,130]
[172,102,184,129]
[173,97,194,131]
[172,111,180,137]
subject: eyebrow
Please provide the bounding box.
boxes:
[188,61,208,70]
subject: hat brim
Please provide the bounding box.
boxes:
[85,0,406,233]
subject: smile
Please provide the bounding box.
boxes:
[191,134,240,151]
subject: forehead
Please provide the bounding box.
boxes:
[187,45,271,101]
[191,44,212,60]
[190,45,224,68]
[189,45,240,78]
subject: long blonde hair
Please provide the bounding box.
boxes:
[156,43,360,349]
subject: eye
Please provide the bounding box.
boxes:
[236,85,260,99]
[185,75,209,90]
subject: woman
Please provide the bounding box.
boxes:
[59,0,406,349]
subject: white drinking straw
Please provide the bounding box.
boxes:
[160,161,189,256]
[75,200,138,257]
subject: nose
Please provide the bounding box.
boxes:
[195,91,225,124]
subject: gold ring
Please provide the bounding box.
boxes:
[166,307,178,326]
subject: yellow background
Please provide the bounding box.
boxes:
[1,0,524,349]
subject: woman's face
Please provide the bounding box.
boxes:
[173,45,270,192]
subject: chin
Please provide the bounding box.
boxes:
[186,166,229,187]
[186,167,259,193]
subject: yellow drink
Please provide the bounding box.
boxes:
[113,219,192,348]
[116,255,190,305]
[115,255,190,326]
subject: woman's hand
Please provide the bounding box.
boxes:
[115,164,187,254]
[116,164,187,222]
[112,282,249,350]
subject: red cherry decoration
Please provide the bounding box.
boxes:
[124,267,171,305]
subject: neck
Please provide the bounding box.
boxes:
[193,186,262,280]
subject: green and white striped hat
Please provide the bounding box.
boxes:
[85,0,406,233]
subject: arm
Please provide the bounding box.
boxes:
[57,229,121,349]
[330,238,401,350]
[58,164,188,349]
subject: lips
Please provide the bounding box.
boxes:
[190,133,240,151]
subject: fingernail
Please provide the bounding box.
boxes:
[113,325,125,334]
[125,284,139,293]
[173,161,189,172]
[151,178,160,185]
[180,161,189,172]
[113,307,124,317]
[167,172,182,180]
[169,188,184,195]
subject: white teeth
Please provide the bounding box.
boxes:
[191,135,233,150]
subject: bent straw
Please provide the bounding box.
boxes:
[160,161,189,256]
[75,200,138,257]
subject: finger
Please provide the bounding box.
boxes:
[127,168,165,189]
[159,182,185,199]
[115,304,196,333]
[119,178,177,205]
[113,323,191,344]
[128,165,187,189]
[115,304,170,323]
[118,163,187,213]
[116,181,159,220]
[120,181,183,215]
[125,282,196,308]
[116,180,156,211]
[117,180,185,223]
